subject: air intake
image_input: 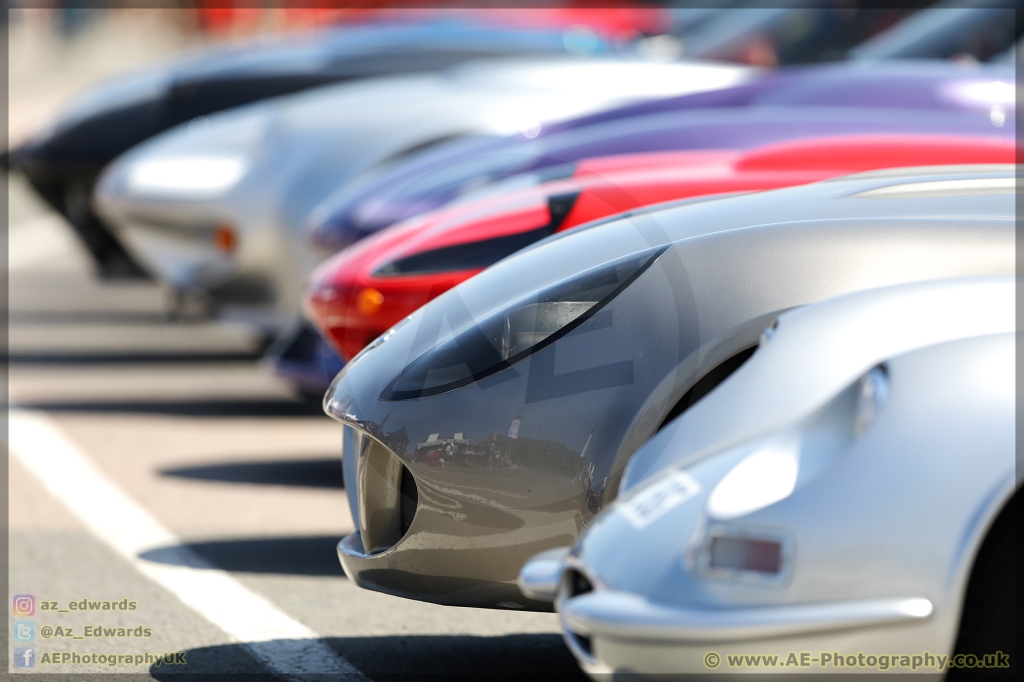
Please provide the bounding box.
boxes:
[356,435,418,554]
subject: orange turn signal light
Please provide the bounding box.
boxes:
[212,222,237,254]
[356,287,385,316]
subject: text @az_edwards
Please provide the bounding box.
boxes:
[40,624,153,639]
[38,597,138,612]
[702,650,1011,671]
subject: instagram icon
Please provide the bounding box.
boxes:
[13,595,35,616]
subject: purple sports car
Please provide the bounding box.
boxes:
[309,60,1013,251]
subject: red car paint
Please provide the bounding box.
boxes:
[305,135,1014,360]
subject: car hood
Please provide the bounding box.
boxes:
[309,88,1014,246]
[95,56,751,230]
[621,275,1016,493]
[326,164,1015,417]
[323,165,1014,608]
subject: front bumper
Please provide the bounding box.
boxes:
[113,212,237,291]
[322,244,753,610]
[99,197,305,327]
[337,533,553,610]
[334,423,577,610]
[562,591,932,643]
[559,591,941,677]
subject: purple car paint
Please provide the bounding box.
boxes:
[292,60,1013,398]
[309,60,1013,252]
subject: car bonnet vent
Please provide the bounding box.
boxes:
[372,192,580,277]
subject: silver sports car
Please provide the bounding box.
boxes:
[92,56,750,330]
[519,275,1015,677]
[322,165,1014,610]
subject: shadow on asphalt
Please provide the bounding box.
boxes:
[7,351,263,364]
[7,310,170,325]
[13,397,324,417]
[139,536,346,576]
[144,639,268,680]
[149,634,589,681]
[161,458,344,489]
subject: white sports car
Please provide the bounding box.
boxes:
[92,56,750,331]
[519,275,1016,677]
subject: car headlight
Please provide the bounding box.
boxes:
[380,245,667,401]
[704,363,891,521]
[125,155,251,196]
[706,434,800,520]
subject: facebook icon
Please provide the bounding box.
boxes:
[14,647,35,668]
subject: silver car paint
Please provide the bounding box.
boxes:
[324,166,1014,609]
[521,276,1015,676]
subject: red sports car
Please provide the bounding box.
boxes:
[305,135,1014,361]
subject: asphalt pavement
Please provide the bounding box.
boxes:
[6,171,588,680]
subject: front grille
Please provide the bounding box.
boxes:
[357,434,418,554]
[560,568,598,663]
[399,464,418,536]
[565,629,594,659]
[563,568,594,599]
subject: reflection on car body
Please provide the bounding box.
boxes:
[304,134,1014,362]
[322,165,1015,611]
[309,60,1013,250]
[93,56,751,333]
[518,276,1016,677]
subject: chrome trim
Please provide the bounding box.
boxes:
[517,547,571,602]
[561,591,933,643]
[338,532,370,559]
[562,627,598,668]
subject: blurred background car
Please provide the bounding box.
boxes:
[16,1,1007,402]
[521,276,1015,677]
[303,135,1014,363]
[5,7,667,279]
[850,0,1022,63]
[308,59,1013,253]
[90,56,751,330]
[284,58,1013,395]
[5,1,944,282]
[321,166,1014,610]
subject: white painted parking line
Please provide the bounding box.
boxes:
[7,407,369,682]
[7,215,82,270]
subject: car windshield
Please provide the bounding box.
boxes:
[683,4,927,66]
[850,0,1021,62]
[351,151,539,228]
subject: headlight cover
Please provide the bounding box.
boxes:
[380,245,667,401]
[125,155,251,196]
[705,434,800,520]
